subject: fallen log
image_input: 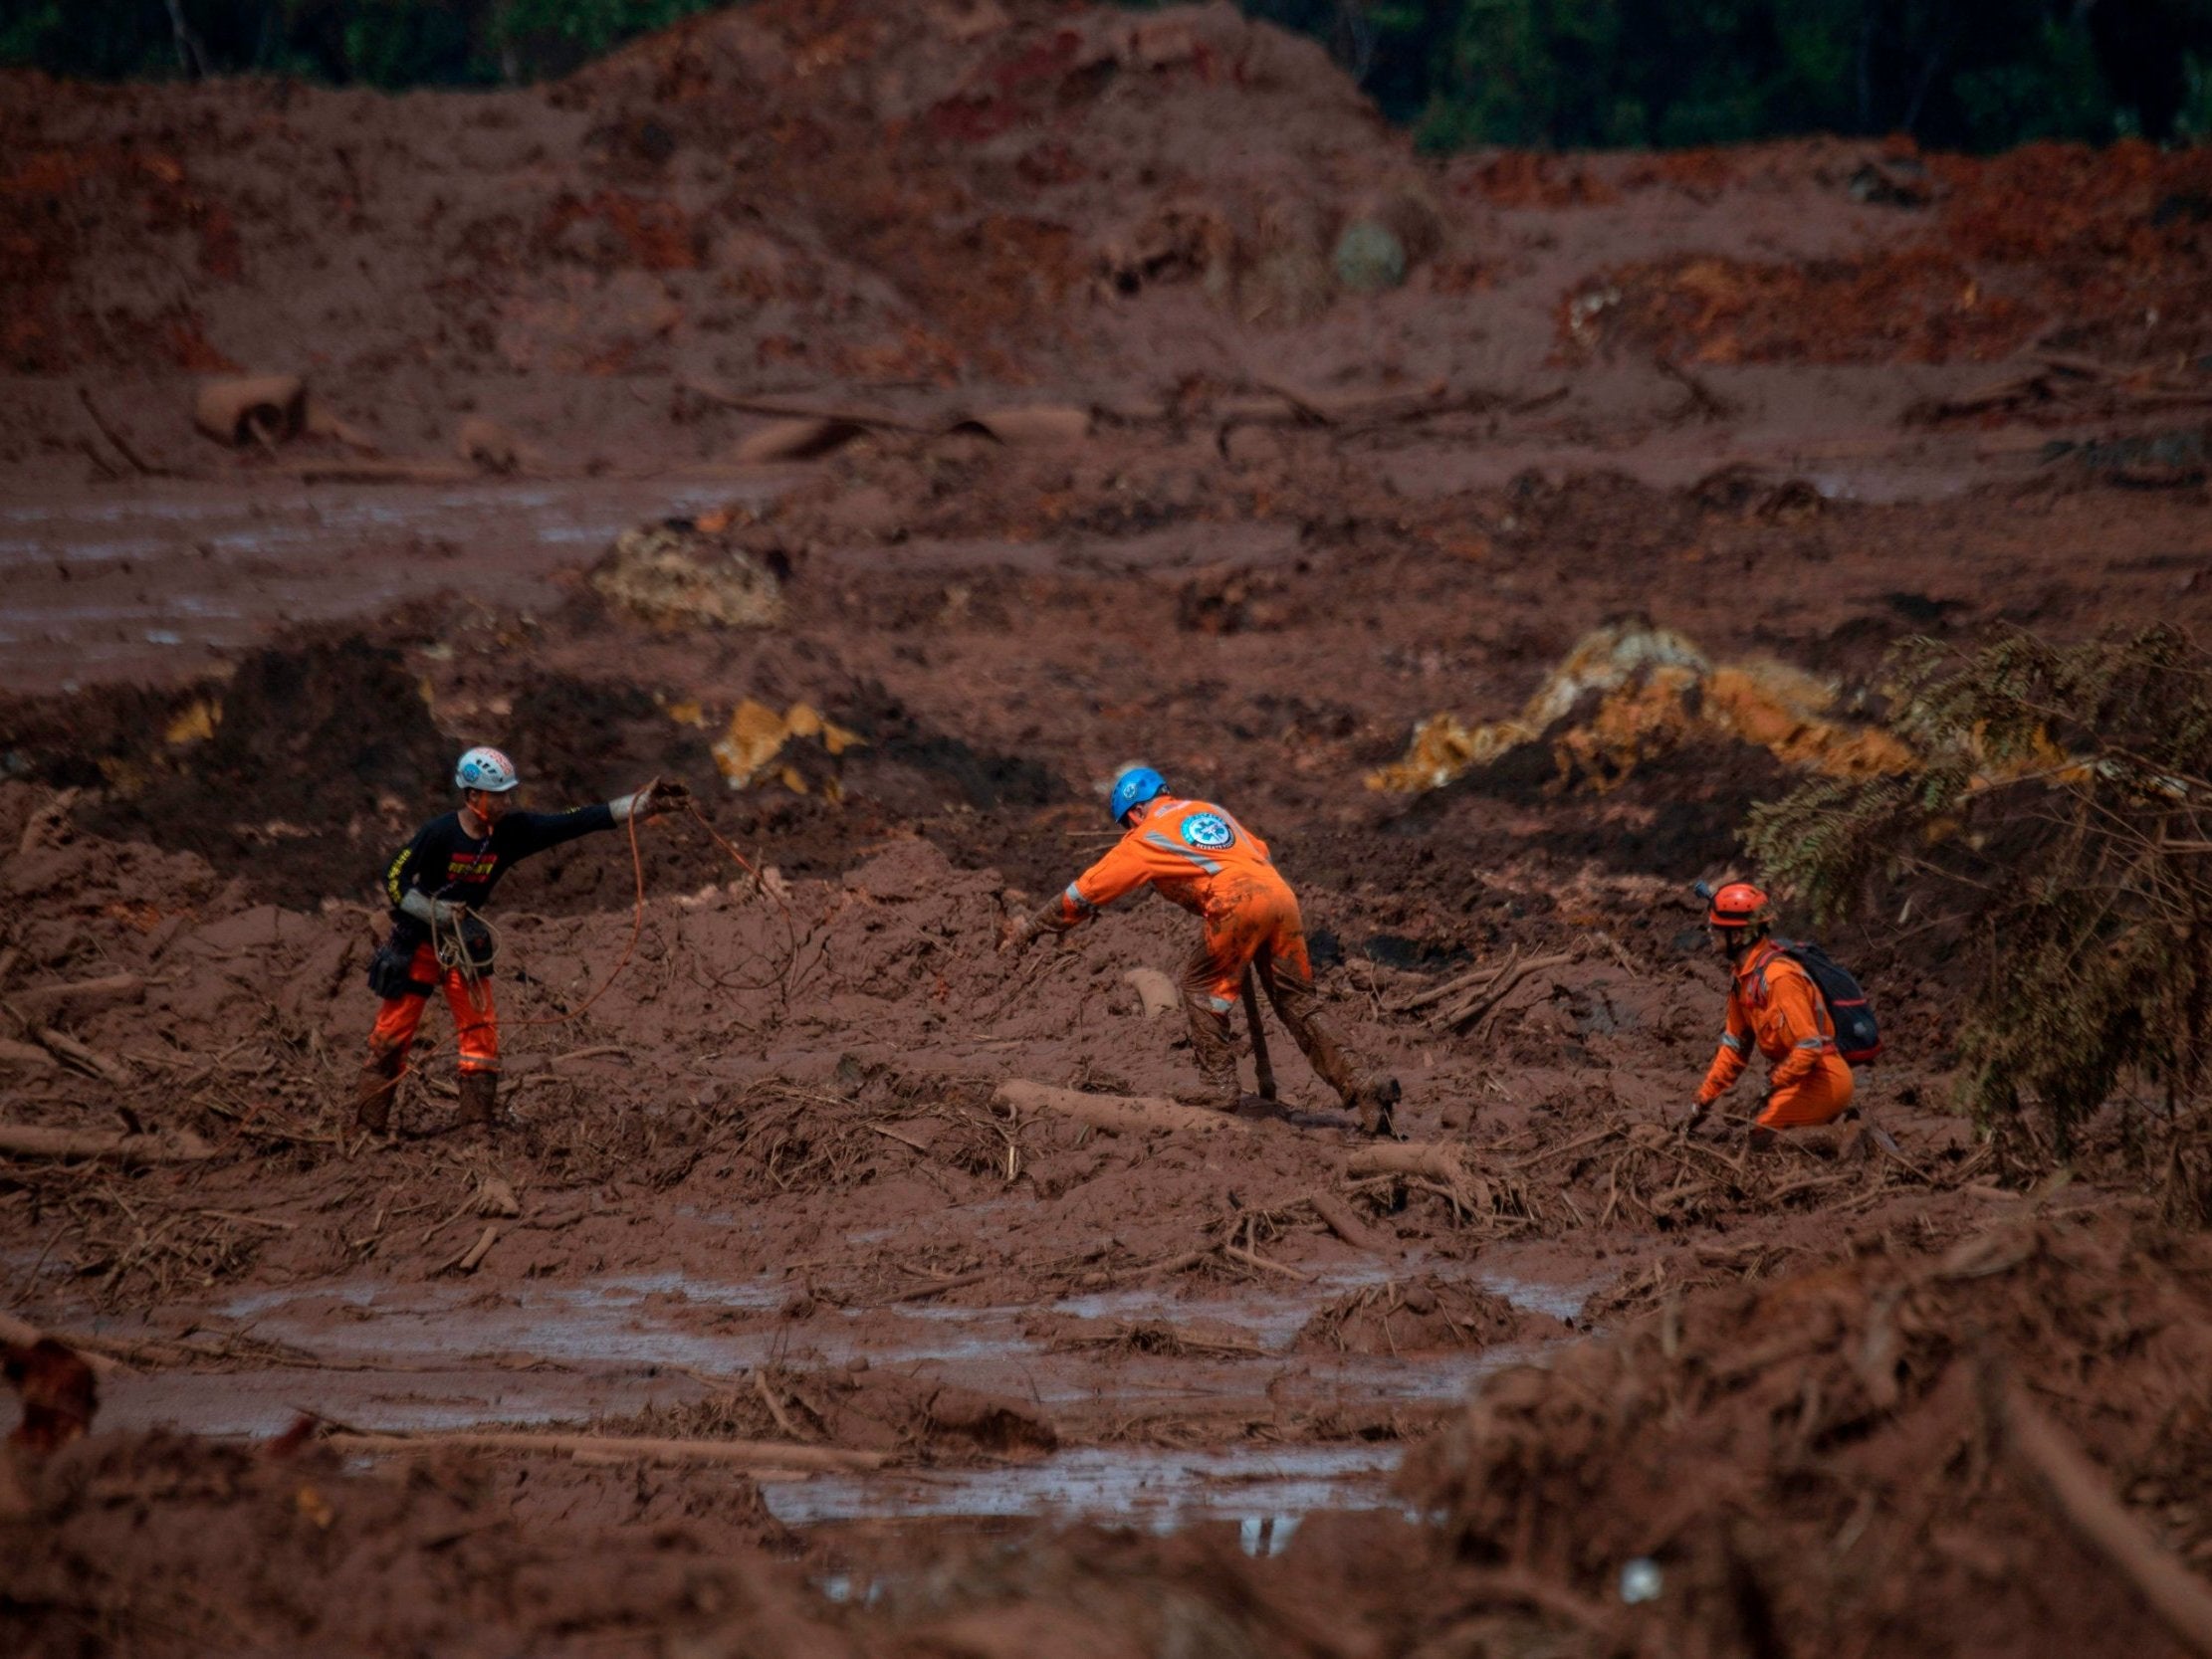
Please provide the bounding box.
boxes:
[0,1125,215,1164]
[1306,1190,1391,1255]
[733,416,873,465]
[21,1026,131,1086]
[2002,1375,2212,1656]
[0,1039,57,1072]
[995,1080,1242,1137]
[951,405,1091,446]
[324,1429,890,1474]
[193,374,306,445]
[1345,1141,1470,1188]
[9,973,146,1021]
[679,375,927,433]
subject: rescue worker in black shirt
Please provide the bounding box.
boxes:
[355,745,688,1135]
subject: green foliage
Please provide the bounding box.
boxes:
[488,0,720,81]
[2,1,2201,145]
[2184,52,2212,138]
[1747,628,2212,1149]
[0,0,717,86]
[1952,19,2123,145]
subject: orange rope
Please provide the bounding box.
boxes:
[509,798,649,1029]
[682,798,791,914]
[511,793,787,1026]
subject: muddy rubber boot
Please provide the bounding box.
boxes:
[353,1051,403,1135]
[1182,991,1245,1112]
[457,1070,500,1133]
[1351,1074,1402,1139]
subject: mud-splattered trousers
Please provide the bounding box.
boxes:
[368,943,501,1076]
[1696,939,1856,1129]
[1036,797,1361,1108]
[359,802,616,1127]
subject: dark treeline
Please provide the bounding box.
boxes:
[4,0,2209,149]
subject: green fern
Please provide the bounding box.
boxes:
[1745,625,2212,1151]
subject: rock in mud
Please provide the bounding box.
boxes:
[1331,220,1407,294]
[588,519,784,630]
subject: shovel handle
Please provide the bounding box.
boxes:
[1239,968,1277,1102]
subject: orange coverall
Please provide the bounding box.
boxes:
[1041,796,1359,1108]
[367,942,500,1076]
[1695,939,1855,1129]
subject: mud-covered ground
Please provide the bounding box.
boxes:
[6,2,2212,1655]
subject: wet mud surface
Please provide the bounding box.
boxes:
[5,2,2212,1654]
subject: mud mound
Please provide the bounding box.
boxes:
[1404,1216,2212,1656]
[0,1417,1403,1658]
[56,629,450,901]
[1936,139,2212,359]
[1292,1275,1550,1355]
[0,0,1440,469]
[3,1429,818,1656]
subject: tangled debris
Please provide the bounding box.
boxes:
[1404,1216,2212,1657]
[1369,617,1915,794]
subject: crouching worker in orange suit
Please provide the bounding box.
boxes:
[355,745,688,1136]
[999,766,1401,1135]
[1685,881,1854,1147]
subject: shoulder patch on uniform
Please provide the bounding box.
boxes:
[1181,812,1236,851]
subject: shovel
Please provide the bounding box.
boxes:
[1239,968,1277,1103]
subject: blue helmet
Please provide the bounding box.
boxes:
[1109,765,1166,824]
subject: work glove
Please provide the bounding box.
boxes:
[398,891,462,927]
[612,778,691,822]
[997,913,1039,956]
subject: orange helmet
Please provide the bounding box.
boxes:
[1702,880,1771,931]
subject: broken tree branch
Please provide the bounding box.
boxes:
[1306,1190,1391,1254]
[2001,1373,2212,1656]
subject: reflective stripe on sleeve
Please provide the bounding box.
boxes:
[1143,831,1221,876]
[1720,1033,1749,1055]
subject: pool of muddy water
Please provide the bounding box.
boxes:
[45,1252,1589,1531]
[0,475,770,691]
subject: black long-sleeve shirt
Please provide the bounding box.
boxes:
[382,804,614,947]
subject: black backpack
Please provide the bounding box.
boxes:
[1773,939,1882,1065]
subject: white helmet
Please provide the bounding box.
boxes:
[454,746,520,794]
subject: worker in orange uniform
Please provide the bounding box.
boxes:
[1001,766,1401,1134]
[354,746,686,1137]
[1686,880,1854,1143]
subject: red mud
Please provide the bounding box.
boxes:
[4,2,2212,1654]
